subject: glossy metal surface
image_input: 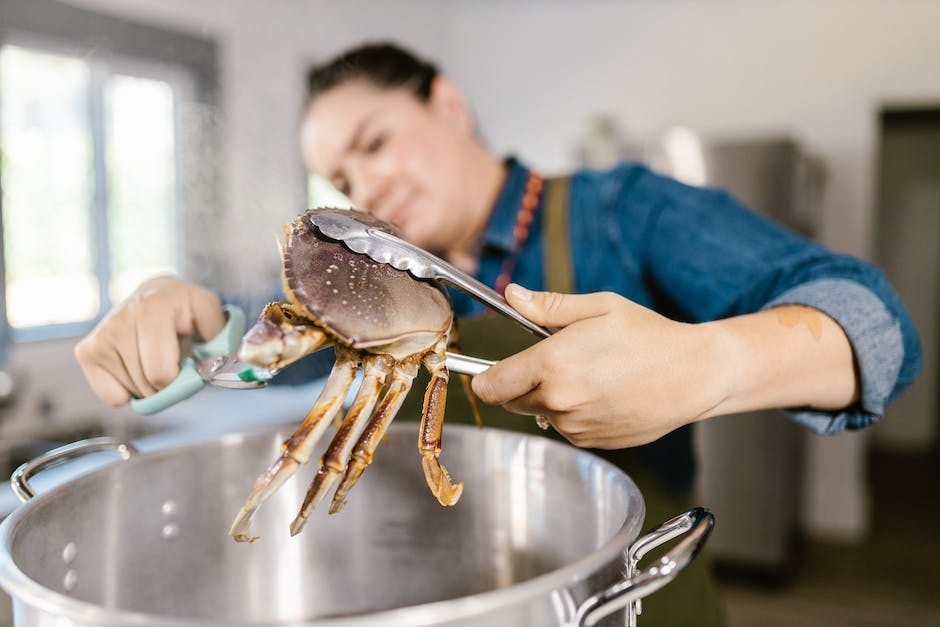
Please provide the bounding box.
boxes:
[306,210,553,339]
[10,437,139,502]
[444,352,496,376]
[0,424,651,626]
[578,508,714,627]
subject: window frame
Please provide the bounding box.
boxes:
[0,0,218,344]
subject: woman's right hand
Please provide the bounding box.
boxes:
[74,275,225,407]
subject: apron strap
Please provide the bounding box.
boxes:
[542,175,575,293]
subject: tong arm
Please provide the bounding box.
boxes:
[370,230,553,339]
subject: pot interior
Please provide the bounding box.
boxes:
[2,423,643,623]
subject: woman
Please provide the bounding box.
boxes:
[294,41,919,441]
[76,42,920,625]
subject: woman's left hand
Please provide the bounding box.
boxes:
[470,284,729,448]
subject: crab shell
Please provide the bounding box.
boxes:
[282,208,453,359]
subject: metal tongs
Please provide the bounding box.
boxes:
[307,210,554,338]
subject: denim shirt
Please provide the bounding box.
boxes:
[452,157,922,435]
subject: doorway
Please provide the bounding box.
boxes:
[875,107,940,452]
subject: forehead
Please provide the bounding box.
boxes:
[300,80,417,176]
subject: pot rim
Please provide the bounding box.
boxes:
[0,423,645,626]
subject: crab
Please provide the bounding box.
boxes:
[228,208,463,542]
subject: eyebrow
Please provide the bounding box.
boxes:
[327,111,377,184]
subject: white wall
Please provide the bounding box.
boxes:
[7,0,938,541]
[447,0,940,256]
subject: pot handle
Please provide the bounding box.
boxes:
[573,507,714,627]
[10,437,140,502]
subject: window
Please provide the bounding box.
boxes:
[0,41,189,339]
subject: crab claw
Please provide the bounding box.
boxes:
[421,453,463,505]
[238,301,329,369]
[418,343,463,507]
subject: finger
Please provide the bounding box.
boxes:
[501,395,542,418]
[471,367,555,429]
[95,315,156,398]
[76,334,147,400]
[107,349,147,399]
[500,388,591,445]
[108,325,158,398]
[504,284,614,329]
[137,312,182,391]
[75,340,139,403]
[187,289,225,342]
[470,350,542,406]
[500,384,556,418]
[83,362,133,407]
[490,383,556,432]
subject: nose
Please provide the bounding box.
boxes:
[346,161,389,214]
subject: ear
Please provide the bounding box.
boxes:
[428,75,474,135]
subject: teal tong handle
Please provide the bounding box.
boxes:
[130,305,246,416]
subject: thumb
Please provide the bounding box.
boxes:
[504,283,612,328]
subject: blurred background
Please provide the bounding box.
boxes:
[0,0,937,625]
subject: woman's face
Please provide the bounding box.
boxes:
[300,78,479,252]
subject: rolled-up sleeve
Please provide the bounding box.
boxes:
[764,278,907,434]
[628,166,922,434]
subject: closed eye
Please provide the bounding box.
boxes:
[363,134,385,154]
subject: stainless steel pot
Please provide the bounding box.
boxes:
[0,424,712,626]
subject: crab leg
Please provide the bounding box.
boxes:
[328,357,420,514]
[419,340,463,506]
[229,346,359,542]
[447,323,483,428]
[289,353,395,535]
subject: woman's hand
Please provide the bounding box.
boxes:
[470,283,858,449]
[74,275,225,407]
[470,284,728,448]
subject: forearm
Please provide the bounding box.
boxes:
[631,169,918,429]
[701,304,859,420]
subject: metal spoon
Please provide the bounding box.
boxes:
[306,210,553,339]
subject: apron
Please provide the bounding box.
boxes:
[398,177,726,626]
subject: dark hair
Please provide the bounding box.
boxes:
[305,42,439,107]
